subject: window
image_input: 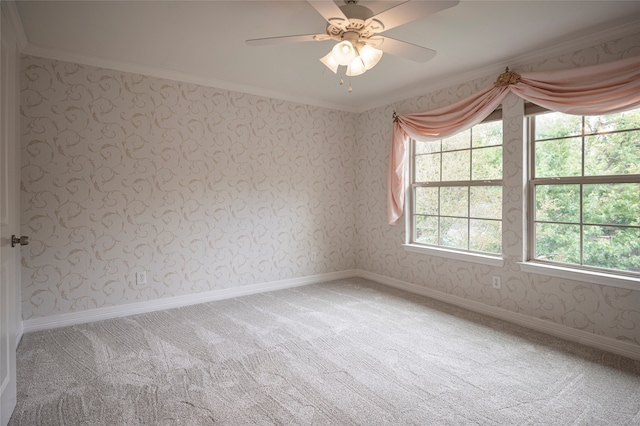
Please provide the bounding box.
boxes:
[529,107,640,276]
[409,118,503,255]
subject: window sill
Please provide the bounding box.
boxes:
[402,244,504,267]
[519,262,640,291]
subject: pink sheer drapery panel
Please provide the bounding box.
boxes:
[387,122,408,225]
[388,56,640,225]
[397,85,508,142]
[514,56,640,115]
[388,85,509,224]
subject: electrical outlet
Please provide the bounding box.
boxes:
[136,271,147,285]
[492,276,501,289]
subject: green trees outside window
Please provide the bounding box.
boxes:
[531,108,640,275]
[412,120,503,255]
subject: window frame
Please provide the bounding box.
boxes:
[403,112,505,267]
[525,107,640,285]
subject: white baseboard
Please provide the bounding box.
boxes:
[356,269,640,362]
[15,322,23,349]
[20,268,640,361]
[22,270,357,333]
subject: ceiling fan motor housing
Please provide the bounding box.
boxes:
[327,2,382,42]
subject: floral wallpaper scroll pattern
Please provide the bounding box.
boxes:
[355,34,640,345]
[21,56,356,319]
[20,32,640,346]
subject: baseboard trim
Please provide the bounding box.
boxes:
[21,268,640,361]
[15,321,23,349]
[356,270,640,361]
[22,270,357,333]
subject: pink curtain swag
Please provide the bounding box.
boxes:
[388,56,640,225]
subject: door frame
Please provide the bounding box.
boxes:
[0,2,22,424]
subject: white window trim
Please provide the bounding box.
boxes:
[404,115,505,265]
[523,108,640,291]
[402,113,504,268]
[403,243,504,267]
[518,261,640,291]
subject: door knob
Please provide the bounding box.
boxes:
[11,235,29,247]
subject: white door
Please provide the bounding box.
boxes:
[0,5,21,425]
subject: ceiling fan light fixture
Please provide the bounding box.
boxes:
[332,40,356,65]
[359,44,383,70]
[320,51,340,74]
[249,0,459,90]
[346,57,366,76]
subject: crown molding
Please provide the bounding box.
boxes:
[366,18,640,113]
[16,16,640,114]
[22,44,359,114]
[1,0,28,52]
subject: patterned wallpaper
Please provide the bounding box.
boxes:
[20,31,640,347]
[355,33,640,345]
[20,58,356,319]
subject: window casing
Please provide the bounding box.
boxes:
[528,108,640,277]
[409,117,503,256]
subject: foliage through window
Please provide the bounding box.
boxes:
[410,119,503,254]
[529,108,640,276]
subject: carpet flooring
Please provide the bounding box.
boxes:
[9,278,640,425]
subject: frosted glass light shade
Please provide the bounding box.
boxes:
[320,51,339,73]
[346,57,366,76]
[332,41,356,66]
[359,44,383,70]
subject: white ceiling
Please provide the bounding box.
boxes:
[13,0,640,112]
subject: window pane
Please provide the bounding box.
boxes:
[535,138,582,177]
[415,154,440,182]
[442,151,470,181]
[535,112,582,140]
[535,184,580,223]
[584,226,640,273]
[470,186,502,219]
[583,183,640,226]
[415,216,438,245]
[535,223,580,264]
[442,129,470,151]
[585,130,640,176]
[411,118,503,254]
[584,109,640,134]
[473,121,502,147]
[470,219,501,254]
[472,146,502,180]
[530,107,640,276]
[440,217,468,249]
[441,187,468,217]
[415,187,438,216]
[416,140,440,154]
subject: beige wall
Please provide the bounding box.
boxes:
[354,32,640,345]
[20,30,640,347]
[20,57,357,319]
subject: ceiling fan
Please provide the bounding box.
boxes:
[246,0,459,89]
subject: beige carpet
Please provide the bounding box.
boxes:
[10,278,640,425]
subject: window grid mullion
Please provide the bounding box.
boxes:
[437,187,441,246]
[468,129,472,250]
[529,109,640,277]
[410,119,503,255]
[439,149,442,246]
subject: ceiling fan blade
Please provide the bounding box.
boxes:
[370,0,459,32]
[374,36,436,62]
[307,0,348,26]
[246,34,330,46]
